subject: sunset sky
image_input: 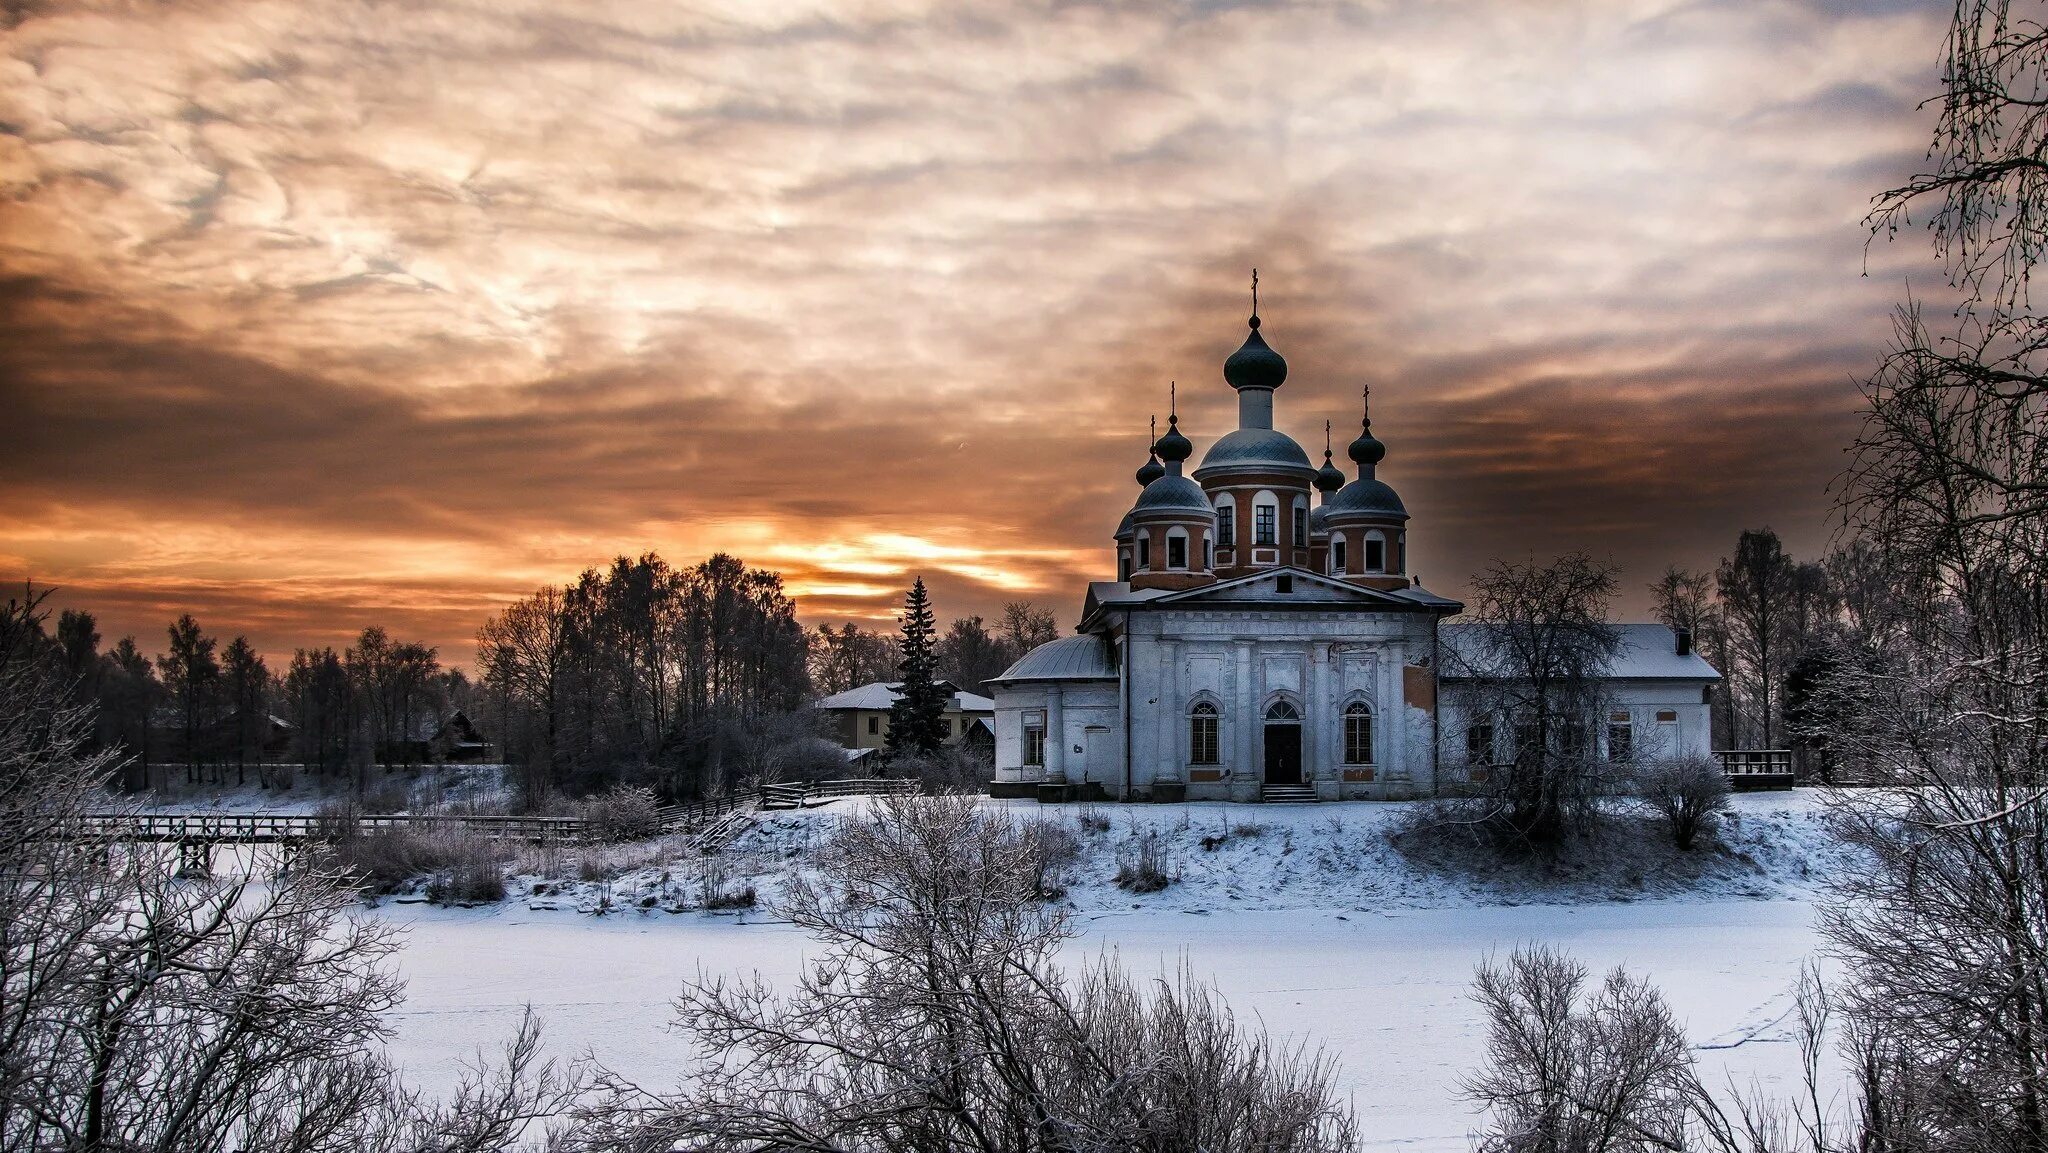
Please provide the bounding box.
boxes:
[3,0,1950,668]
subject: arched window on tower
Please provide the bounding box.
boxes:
[1254,491,1278,547]
[1364,530,1387,573]
[1292,496,1308,548]
[1332,537,1348,576]
[1215,499,1235,548]
[1344,702,1374,764]
[1204,535,1214,570]
[1189,702,1220,765]
[1166,527,1189,570]
[1136,534,1150,571]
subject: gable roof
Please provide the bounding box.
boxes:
[1439,622,1720,681]
[814,681,994,713]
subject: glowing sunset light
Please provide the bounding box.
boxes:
[2,0,1950,669]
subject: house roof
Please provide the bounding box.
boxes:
[814,682,994,713]
[1439,622,1720,681]
[989,633,1118,683]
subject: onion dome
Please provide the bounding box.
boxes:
[1223,317,1288,392]
[1348,413,1386,471]
[1315,447,1345,495]
[1153,413,1193,465]
[1136,452,1165,486]
[1308,503,1330,537]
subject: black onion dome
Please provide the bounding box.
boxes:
[1136,452,1165,486]
[1348,416,1386,468]
[1315,448,1345,493]
[1223,319,1288,392]
[1326,477,1409,520]
[1154,413,1194,463]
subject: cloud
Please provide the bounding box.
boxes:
[0,0,1952,664]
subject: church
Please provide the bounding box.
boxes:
[987,292,1720,802]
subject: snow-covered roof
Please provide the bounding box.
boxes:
[990,634,1117,683]
[813,682,995,713]
[1438,622,1720,681]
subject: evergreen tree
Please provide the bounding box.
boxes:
[886,578,949,756]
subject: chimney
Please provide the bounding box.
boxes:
[1675,626,1693,656]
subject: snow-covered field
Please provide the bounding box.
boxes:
[372,792,1852,1151]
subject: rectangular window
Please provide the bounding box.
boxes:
[1656,709,1679,723]
[1333,538,1347,575]
[1190,712,1219,765]
[1607,711,1633,763]
[1217,505,1234,547]
[1293,510,1307,548]
[1023,712,1045,767]
[1276,574,1293,594]
[942,718,953,736]
[1466,719,1495,765]
[1167,534,1187,569]
[1255,505,1276,546]
[867,716,878,735]
[1514,718,1542,762]
[1136,536,1149,570]
[1559,720,1588,760]
[1365,537,1386,572]
[1344,710,1373,764]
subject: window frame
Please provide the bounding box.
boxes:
[1292,497,1309,548]
[1022,711,1046,767]
[1343,701,1374,765]
[1332,537,1348,575]
[1466,717,1496,766]
[1216,501,1235,548]
[1606,710,1633,763]
[1364,529,1387,573]
[1136,534,1150,571]
[1189,701,1220,766]
[1166,527,1188,570]
[1254,503,1277,547]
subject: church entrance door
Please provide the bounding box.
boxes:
[1263,701,1303,785]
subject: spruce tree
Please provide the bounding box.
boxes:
[886,577,949,757]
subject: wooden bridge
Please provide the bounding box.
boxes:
[73,777,922,871]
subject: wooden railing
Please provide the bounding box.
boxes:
[1715,749,1795,789]
[760,777,919,810]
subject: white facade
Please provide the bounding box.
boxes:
[989,304,1719,802]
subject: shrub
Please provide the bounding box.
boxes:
[1633,757,1731,850]
[1114,834,1173,893]
[581,785,662,842]
[1075,805,1111,834]
[427,846,508,905]
[1022,819,1082,899]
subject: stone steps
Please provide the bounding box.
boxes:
[1259,784,1318,804]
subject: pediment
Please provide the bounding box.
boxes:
[1155,569,1419,608]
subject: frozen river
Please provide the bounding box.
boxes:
[379,896,1829,1151]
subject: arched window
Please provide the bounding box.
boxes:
[1118,551,1131,582]
[1364,529,1387,573]
[1292,496,1309,548]
[1395,530,1406,573]
[1215,498,1235,547]
[1332,537,1348,576]
[1254,491,1279,546]
[1166,526,1189,570]
[1189,702,1220,765]
[1204,536,1214,570]
[1136,534,1150,570]
[1265,700,1300,722]
[1343,702,1373,764]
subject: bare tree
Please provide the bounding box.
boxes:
[1443,554,1623,845]
[573,793,1358,1151]
[0,589,573,1151]
[1717,529,1795,748]
[1630,756,1730,850]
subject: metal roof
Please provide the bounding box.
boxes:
[1438,622,1720,681]
[814,682,995,712]
[990,634,1117,683]
[1195,427,1313,472]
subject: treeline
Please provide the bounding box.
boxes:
[476,552,813,804]
[1646,529,1892,776]
[20,598,463,792]
[809,600,1059,695]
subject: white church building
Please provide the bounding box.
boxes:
[987,299,1719,802]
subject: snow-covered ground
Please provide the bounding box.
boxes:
[373,791,1853,1151]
